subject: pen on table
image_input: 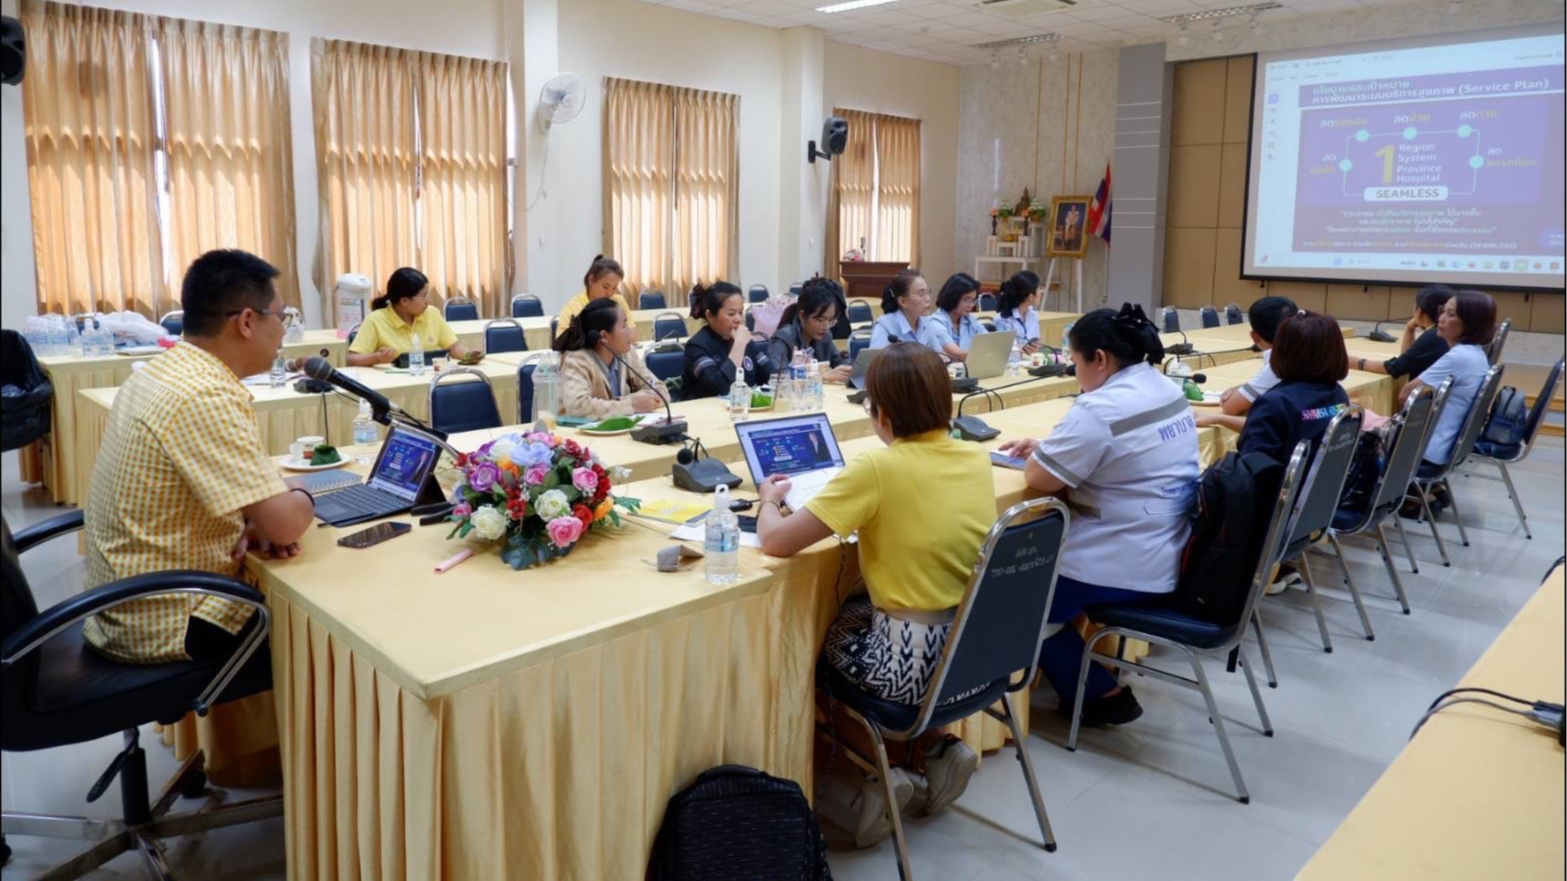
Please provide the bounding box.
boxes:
[435,549,474,574]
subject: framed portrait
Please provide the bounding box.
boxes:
[1046,195,1092,258]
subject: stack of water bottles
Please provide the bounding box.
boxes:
[20,315,92,357]
[778,349,824,414]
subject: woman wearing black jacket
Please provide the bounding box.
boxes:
[682,281,774,398]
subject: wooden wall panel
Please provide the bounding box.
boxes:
[1266,280,1326,313]
[1489,292,1533,329]
[1529,294,1564,334]
[1164,228,1218,307]
[1223,56,1254,145]
[1217,143,1248,230]
[1326,284,1392,322]
[1213,229,1263,306]
[1167,145,1222,229]
[1173,59,1228,146]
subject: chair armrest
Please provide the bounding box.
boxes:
[1,570,263,668]
[12,510,86,553]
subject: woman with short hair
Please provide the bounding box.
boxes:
[1398,289,1496,516]
[932,272,989,362]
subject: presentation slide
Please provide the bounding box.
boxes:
[1244,26,1565,290]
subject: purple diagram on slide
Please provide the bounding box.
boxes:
[1290,65,1564,261]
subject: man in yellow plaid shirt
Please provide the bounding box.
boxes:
[84,250,317,664]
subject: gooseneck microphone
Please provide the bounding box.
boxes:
[302,356,402,417]
[1166,328,1195,356]
[615,353,689,445]
[1367,319,1398,343]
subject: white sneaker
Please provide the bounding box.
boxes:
[921,737,979,816]
[853,768,914,848]
[1266,571,1302,596]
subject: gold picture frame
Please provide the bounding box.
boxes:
[1046,195,1092,258]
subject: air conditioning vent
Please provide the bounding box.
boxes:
[976,0,1078,18]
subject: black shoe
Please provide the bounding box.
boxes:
[1432,485,1454,510]
[1060,686,1144,728]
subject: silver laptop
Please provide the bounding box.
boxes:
[847,347,881,391]
[734,413,846,512]
[964,329,1017,380]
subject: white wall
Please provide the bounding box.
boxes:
[824,42,962,285]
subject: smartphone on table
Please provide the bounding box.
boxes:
[337,521,412,549]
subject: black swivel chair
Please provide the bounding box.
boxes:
[428,368,503,434]
[1,511,280,876]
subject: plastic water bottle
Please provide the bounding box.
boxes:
[807,358,824,411]
[728,376,751,422]
[269,349,288,388]
[95,319,115,356]
[529,352,560,430]
[1061,322,1074,356]
[1007,338,1023,376]
[704,484,741,585]
[352,398,378,460]
[67,320,83,357]
[409,333,426,376]
[21,317,46,355]
[46,316,68,357]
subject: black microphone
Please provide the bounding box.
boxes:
[1166,328,1195,356]
[1367,320,1398,343]
[885,333,901,343]
[285,348,332,372]
[1191,372,1208,384]
[302,356,400,417]
[616,353,688,445]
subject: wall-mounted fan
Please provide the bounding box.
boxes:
[537,72,585,134]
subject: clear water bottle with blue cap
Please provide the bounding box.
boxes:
[704,483,740,585]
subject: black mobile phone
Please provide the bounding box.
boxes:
[337,521,412,549]
[729,499,753,512]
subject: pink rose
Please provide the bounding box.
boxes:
[526,432,554,446]
[524,464,550,486]
[546,515,584,548]
[571,467,599,495]
[452,502,472,518]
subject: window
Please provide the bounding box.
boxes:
[826,109,921,268]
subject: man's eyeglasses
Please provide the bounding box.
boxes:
[224,308,295,329]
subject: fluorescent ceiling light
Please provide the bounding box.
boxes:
[817,0,900,12]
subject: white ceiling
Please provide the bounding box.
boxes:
[638,0,1414,65]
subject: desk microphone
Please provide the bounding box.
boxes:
[615,353,689,445]
[671,437,742,493]
[302,356,402,417]
[1166,329,1195,356]
[1367,320,1398,343]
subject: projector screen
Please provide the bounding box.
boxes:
[1243,25,1565,291]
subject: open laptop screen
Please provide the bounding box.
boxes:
[735,414,845,482]
[367,425,443,501]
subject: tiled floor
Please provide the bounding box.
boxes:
[2,433,1562,879]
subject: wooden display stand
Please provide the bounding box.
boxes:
[839,260,909,301]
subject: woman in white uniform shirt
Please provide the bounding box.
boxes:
[992,270,1042,356]
[931,273,988,362]
[869,269,948,354]
[998,305,1201,726]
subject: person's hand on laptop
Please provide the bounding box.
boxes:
[822,364,852,383]
[758,474,792,507]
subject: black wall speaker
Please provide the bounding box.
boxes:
[807,115,848,164]
[1,16,24,87]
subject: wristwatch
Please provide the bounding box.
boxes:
[1357,357,1366,371]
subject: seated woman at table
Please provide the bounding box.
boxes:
[992,270,1043,356]
[869,269,947,354]
[1353,284,1453,380]
[766,277,851,381]
[1201,311,1350,462]
[997,304,1201,726]
[756,342,994,840]
[347,267,473,367]
[556,255,636,341]
[554,298,668,419]
[681,281,773,399]
[931,272,989,363]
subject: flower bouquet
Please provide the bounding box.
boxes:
[446,431,640,570]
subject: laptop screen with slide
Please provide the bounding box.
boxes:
[735,414,846,484]
[367,426,443,501]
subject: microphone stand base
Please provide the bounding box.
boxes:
[672,458,743,493]
[631,420,690,445]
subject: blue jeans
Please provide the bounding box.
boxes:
[1038,576,1161,705]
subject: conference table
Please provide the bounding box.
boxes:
[1298,564,1564,880]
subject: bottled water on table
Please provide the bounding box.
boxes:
[807,358,824,411]
[352,398,378,462]
[1007,339,1023,376]
[46,317,69,357]
[94,318,115,356]
[705,484,741,585]
[66,320,83,357]
[529,352,560,430]
[408,333,426,376]
[728,376,751,422]
[270,349,288,388]
[1061,322,1074,357]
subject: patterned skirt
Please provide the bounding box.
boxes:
[822,596,984,707]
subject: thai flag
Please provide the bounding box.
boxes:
[1087,164,1112,245]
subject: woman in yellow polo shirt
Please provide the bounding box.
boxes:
[555,255,636,341]
[755,342,994,845]
[347,267,473,366]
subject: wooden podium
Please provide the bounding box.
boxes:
[839,260,909,301]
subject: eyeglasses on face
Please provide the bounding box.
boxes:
[224,308,295,329]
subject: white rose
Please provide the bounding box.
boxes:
[489,437,514,463]
[535,488,570,521]
[471,505,509,541]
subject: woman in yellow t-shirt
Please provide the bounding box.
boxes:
[755,342,995,845]
[555,255,636,341]
[346,267,472,366]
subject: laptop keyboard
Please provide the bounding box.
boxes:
[317,484,405,519]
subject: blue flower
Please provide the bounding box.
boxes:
[509,441,555,470]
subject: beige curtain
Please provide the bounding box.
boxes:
[825,108,875,269]
[157,17,298,308]
[670,87,738,301]
[874,113,921,268]
[414,51,509,317]
[20,0,164,318]
[312,40,419,323]
[603,78,675,301]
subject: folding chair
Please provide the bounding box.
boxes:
[1412,365,1506,562]
[443,297,479,322]
[1469,358,1563,540]
[511,294,544,318]
[428,368,502,434]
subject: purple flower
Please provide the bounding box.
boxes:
[571,467,598,495]
[469,461,501,493]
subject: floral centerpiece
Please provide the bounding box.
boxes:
[446,431,640,570]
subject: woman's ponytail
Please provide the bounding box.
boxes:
[1109,303,1165,366]
[1066,303,1165,370]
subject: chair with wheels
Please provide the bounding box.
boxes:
[1225,303,1244,325]
[483,319,528,354]
[847,328,873,364]
[511,294,544,318]
[444,297,479,322]
[1200,305,1221,328]
[818,498,1068,881]
[157,311,185,337]
[1469,358,1562,541]
[639,290,667,311]
[1161,306,1180,333]
[747,285,769,304]
[1412,364,1506,563]
[1485,318,1511,366]
[1,511,280,878]
[653,312,687,342]
[428,368,502,434]
[978,293,998,313]
[1066,443,1308,804]
[846,300,874,324]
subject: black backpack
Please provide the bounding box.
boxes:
[649,765,832,881]
[1481,385,1528,447]
[1171,451,1285,624]
[1337,429,1386,515]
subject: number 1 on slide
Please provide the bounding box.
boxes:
[1374,144,1394,184]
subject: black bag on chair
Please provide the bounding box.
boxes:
[1171,451,1284,624]
[649,765,832,881]
[0,329,53,453]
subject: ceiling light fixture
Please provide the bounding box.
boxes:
[1164,2,1281,25]
[816,0,900,12]
[1211,21,1224,41]
[1177,23,1190,46]
[974,32,1061,51]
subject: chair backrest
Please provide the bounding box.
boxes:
[639,290,667,311]
[846,300,873,324]
[1366,385,1439,519]
[1518,358,1565,458]
[1242,442,1312,641]
[744,309,756,332]
[831,309,852,340]
[903,498,1069,738]
[483,319,528,354]
[748,285,769,303]
[1282,406,1364,558]
[158,310,185,336]
[1486,318,1511,365]
[848,328,872,363]
[1225,303,1244,325]
[646,350,684,382]
[1200,305,1220,328]
[1442,363,1506,472]
[1161,306,1180,333]
[428,368,502,434]
[788,283,803,297]
[653,312,687,341]
[512,294,544,318]
[346,324,360,346]
[550,317,559,341]
[444,297,479,322]
[0,515,41,649]
[515,353,547,423]
[978,293,998,313]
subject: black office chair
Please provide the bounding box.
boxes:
[1,511,280,876]
[157,311,184,337]
[1200,305,1221,329]
[427,368,503,434]
[511,295,544,318]
[653,312,687,342]
[444,297,479,322]
[978,293,998,313]
[639,290,667,311]
[483,319,528,354]
[1067,444,1306,804]
[846,300,873,324]
[819,498,1067,880]
[1225,303,1244,326]
[1412,364,1506,561]
[1470,358,1563,540]
[1161,306,1181,334]
[1,330,53,453]
[748,285,769,303]
[1486,318,1512,366]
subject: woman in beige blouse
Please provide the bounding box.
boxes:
[554,298,668,419]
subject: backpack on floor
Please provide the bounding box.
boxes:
[650,764,832,881]
[1171,451,1285,624]
[1481,385,1528,447]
